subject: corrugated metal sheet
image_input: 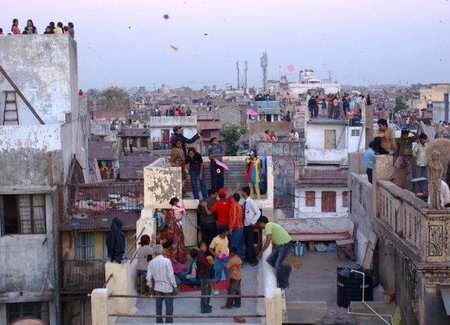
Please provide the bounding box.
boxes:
[298,166,348,186]
[88,141,117,160]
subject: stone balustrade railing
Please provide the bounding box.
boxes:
[376,180,449,264]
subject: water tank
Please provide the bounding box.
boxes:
[337,267,373,308]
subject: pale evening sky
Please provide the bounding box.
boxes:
[2,0,450,90]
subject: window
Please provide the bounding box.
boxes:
[324,130,336,149]
[305,191,315,207]
[76,232,94,260]
[321,191,336,212]
[0,194,46,235]
[7,302,49,323]
[351,129,360,137]
[342,191,349,207]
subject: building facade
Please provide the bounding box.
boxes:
[0,36,88,324]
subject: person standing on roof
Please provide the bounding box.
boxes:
[170,126,201,156]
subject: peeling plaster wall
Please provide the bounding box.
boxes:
[0,36,77,125]
[0,125,61,151]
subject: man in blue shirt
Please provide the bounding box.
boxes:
[207,137,225,192]
[363,141,375,183]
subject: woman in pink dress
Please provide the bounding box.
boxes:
[11,19,20,35]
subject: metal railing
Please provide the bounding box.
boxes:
[107,293,265,321]
[68,181,144,215]
[61,259,106,293]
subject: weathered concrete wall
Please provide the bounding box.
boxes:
[256,141,302,218]
[248,121,294,139]
[0,148,64,187]
[0,36,77,125]
[278,217,351,234]
[0,193,55,295]
[348,173,373,264]
[305,148,347,164]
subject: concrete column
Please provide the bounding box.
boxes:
[372,155,393,218]
[365,104,373,149]
[91,288,109,325]
[105,262,137,317]
[444,93,449,122]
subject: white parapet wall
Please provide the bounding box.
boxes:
[105,262,137,321]
[262,245,283,325]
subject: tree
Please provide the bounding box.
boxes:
[221,124,247,156]
[96,87,131,112]
[394,96,408,113]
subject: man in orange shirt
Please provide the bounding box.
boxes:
[229,193,244,258]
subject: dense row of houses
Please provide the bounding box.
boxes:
[1,35,449,324]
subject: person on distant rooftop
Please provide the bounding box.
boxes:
[68,22,75,38]
[169,125,201,157]
[374,118,396,153]
[22,19,37,34]
[11,18,20,34]
[53,22,63,35]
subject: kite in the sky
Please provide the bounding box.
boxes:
[163,14,169,20]
[287,64,296,72]
[170,45,178,51]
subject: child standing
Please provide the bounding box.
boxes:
[222,247,242,309]
[209,226,230,294]
[197,241,213,313]
[169,197,186,229]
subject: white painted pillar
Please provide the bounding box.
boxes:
[91,288,109,325]
[105,262,137,317]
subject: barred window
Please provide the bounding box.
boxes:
[0,194,46,235]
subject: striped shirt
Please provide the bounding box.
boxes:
[146,255,177,293]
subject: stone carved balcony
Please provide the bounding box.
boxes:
[376,180,450,264]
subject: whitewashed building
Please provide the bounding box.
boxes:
[0,36,88,324]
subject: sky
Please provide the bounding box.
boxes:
[2,0,450,90]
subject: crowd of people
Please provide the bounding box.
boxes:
[0,18,74,37]
[364,118,450,208]
[148,105,193,117]
[306,92,367,121]
[133,187,292,321]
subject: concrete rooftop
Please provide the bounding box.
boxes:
[112,251,393,324]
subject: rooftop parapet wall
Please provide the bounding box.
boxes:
[0,35,78,125]
[376,180,450,264]
[147,116,197,127]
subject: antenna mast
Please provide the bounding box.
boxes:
[260,52,268,92]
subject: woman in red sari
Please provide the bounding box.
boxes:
[158,209,187,274]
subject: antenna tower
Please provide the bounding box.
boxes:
[260,52,268,92]
[236,61,248,90]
